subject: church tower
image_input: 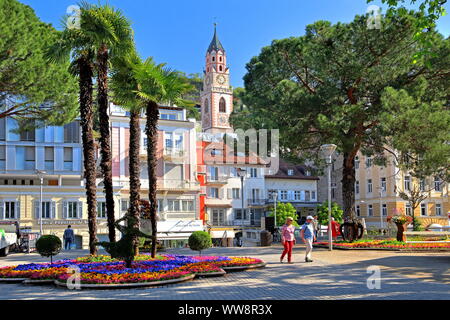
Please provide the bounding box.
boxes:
[201,25,233,132]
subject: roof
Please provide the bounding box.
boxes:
[207,25,225,53]
[265,159,319,180]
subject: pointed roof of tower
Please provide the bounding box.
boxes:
[207,24,225,53]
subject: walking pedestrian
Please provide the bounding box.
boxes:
[301,216,316,262]
[280,217,296,264]
[312,215,320,241]
[63,225,75,250]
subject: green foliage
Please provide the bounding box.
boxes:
[36,235,62,261]
[0,0,78,124]
[268,202,299,227]
[97,215,152,268]
[188,231,212,254]
[231,11,450,219]
[412,216,425,231]
[316,201,344,225]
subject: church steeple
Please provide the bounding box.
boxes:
[201,24,233,132]
[207,24,225,53]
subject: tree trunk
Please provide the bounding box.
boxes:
[342,151,356,220]
[78,56,97,256]
[341,151,359,241]
[129,110,141,256]
[145,101,159,258]
[97,44,116,242]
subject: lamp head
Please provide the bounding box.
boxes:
[237,167,246,177]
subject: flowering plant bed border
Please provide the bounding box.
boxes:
[222,263,267,271]
[54,273,196,289]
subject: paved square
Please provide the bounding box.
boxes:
[0,246,448,300]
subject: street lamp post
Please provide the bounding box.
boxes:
[320,144,337,251]
[35,170,47,236]
[379,187,384,230]
[237,168,246,246]
[272,192,278,228]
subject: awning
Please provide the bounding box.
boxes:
[157,232,194,240]
[210,230,235,238]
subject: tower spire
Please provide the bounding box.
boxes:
[207,23,225,53]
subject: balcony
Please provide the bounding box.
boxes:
[158,179,200,191]
[163,148,185,162]
[206,174,228,184]
[247,198,266,206]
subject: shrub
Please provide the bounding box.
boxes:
[36,235,62,263]
[188,231,212,255]
[268,202,299,226]
[412,217,424,231]
[316,201,343,225]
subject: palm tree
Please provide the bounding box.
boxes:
[82,3,134,242]
[46,12,99,255]
[111,55,190,257]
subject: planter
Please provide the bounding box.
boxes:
[396,223,409,242]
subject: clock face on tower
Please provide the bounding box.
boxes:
[218,115,228,125]
[216,74,226,85]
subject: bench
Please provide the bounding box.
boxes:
[404,231,450,243]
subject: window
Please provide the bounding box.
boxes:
[97,202,107,218]
[435,204,442,216]
[405,203,412,216]
[219,97,226,113]
[294,191,302,201]
[212,209,226,225]
[382,204,387,216]
[64,148,73,170]
[182,200,194,212]
[20,124,35,141]
[251,189,260,200]
[355,181,360,194]
[204,99,209,113]
[0,117,5,141]
[287,169,294,176]
[230,167,238,177]
[356,205,360,217]
[380,177,386,192]
[208,166,219,180]
[280,190,288,201]
[157,199,164,213]
[160,113,177,120]
[64,122,80,143]
[368,204,373,216]
[404,176,411,191]
[212,56,215,62]
[250,168,257,178]
[234,209,247,220]
[41,201,52,219]
[219,65,223,72]
[121,200,129,212]
[367,179,373,193]
[354,156,359,169]
[311,191,316,200]
[45,147,54,170]
[164,132,173,149]
[434,177,441,191]
[0,146,5,170]
[419,179,426,191]
[24,147,35,170]
[219,56,222,62]
[207,187,219,199]
[232,188,240,199]
[4,202,17,219]
[174,133,183,149]
[305,191,311,201]
[67,202,78,219]
[365,156,372,168]
[420,203,427,216]
[168,200,181,212]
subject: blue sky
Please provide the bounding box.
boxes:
[21,0,450,88]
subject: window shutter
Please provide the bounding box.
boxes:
[34,201,40,219]
[227,188,232,199]
[0,202,4,220]
[63,201,68,219]
[51,201,56,219]
[16,201,20,219]
[78,201,83,219]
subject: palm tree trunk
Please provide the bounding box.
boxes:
[78,55,97,256]
[129,110,141,255]
[145,101,159,258]
[97,44,116,242]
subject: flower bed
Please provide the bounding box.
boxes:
[314,239,450,250]
[0,254,265,288]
